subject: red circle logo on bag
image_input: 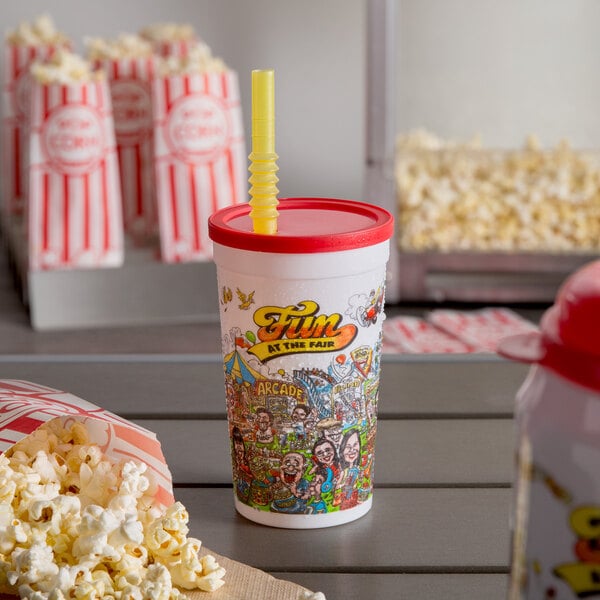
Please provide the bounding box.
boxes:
[165,94,230,164]
[111,78,152,145]
[42,104,105,175]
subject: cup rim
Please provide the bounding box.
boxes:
[208,197,394,253]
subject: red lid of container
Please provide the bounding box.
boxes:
[498,260,600,392]
[208,198,394,253]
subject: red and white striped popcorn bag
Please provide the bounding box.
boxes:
[93,56,158,241]
[152,38,198,58]
[0,379,174,509]
[152,70,246,262]
[2,41,69,215]
[27,77,124,271]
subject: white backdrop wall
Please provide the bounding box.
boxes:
[1,0,365,201]
[2,0,599,204]
[397,0,600,149]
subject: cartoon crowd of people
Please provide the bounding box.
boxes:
[225,342,381,516]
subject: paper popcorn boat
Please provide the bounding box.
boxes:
[0,379,325,600]
[429,307,538,352]
[2,40,70,216]
[27,77,124,271]
[152,70,246,263]
[0,379,174,508]
[92,56,158,241]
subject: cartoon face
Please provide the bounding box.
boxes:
[256,410,272,431]
[280,452,305,485]
[311,472,326,495]
[314,439,336,467]
[291,405,308,423]
[234,438,245,464]
[232,427,246,464]
[342,431,360,467]
[324,425,343,447]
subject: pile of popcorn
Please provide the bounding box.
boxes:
[6,14,69,46]
[395,129,600,252]
[0,420,225,599]
[157,44,227,76]
[86,34,153,60]
[30,49,103,85]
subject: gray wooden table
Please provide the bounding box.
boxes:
[0,354,527,600]
[0,246,532,599]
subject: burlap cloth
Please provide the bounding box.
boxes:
[191,548,315,599]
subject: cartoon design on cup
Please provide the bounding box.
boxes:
[223,291,384,518]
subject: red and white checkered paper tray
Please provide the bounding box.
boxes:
[152,71,246,263]
[27,77,124,271]
[93,56,158,241]
[0,379,174,509]
[429,307,539,352]
[383,315,477,354]
[2,41,70,215]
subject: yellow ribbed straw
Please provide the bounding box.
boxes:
[249,69,279,234]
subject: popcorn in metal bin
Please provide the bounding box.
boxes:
[395,130,600,252]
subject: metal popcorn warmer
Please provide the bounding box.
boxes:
[365,0,599,304]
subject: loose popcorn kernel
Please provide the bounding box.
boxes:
[195,555,226,592]
[299,593,327,600]
[395,130,600,252]
[1,421,225,599]
[145,502,189,557]
[140,563,174,600]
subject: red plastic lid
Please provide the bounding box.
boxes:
[497,260,600,392]
[208,198,394,253]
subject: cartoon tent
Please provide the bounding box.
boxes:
[224,350,263,385]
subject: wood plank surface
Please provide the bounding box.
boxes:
[278,573,508,600]
[175,487,512,571]
[0,364,519,600]
[0,356,527,417]
[135,419,514,486]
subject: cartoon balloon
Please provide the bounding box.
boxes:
[336,354,346,364]
[246,331,256,343]
[278,369,286,376]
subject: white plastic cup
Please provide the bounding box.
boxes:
[208,198,394,528]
